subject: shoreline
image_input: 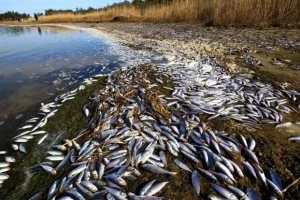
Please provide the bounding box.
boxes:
[0,23,300,199]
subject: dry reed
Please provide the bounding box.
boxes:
[38,0,300,27]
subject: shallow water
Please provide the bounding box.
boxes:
[0,25,162,151]
[0,26,112,120]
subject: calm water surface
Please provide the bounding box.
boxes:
[0,25,158,150]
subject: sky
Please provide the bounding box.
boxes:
[0,0,127,15]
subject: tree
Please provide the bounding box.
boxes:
[132,0,145,7]
[0,11,30,20]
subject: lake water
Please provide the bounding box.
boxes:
[0,25,161,150]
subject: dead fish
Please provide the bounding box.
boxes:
[0,167,10,173]
[83,104,89,117]
[0,173,9,180]
[269,170,282,190]
[15,114,23,119]
[46,155,65,161]
[11,144,18,151]
[18,125,33,130]
[288,136,300,141]
[145,181,169,196]
[40,164,56,175]
[210,183,238,200]
[5,156,16,163]
[139,179,156,196]
[37,134,48,145]
[246,187,260,200]
[275,122,292,128]
[141,164,177,175]
[19,144,27,153]
[12,130,31,139]
[0,151,7,155]
[173,159,192,172]
[266,178,282,196]
[191,170,201,196]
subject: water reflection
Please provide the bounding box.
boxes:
[0,25,117,151]
[0,25,114,121]
[0,25,161,151]
[0,25,76,37]
[0,26,32,36]
[37,26,41,35]
[38,26,77,34]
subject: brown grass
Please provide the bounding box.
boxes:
[37,0,300,27]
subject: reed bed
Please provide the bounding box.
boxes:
[38,0,300,27]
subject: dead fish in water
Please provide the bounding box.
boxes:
[0,167,10,173]
[37,134,48,145]
[0,162,10,168]
[5,156,15,163]
[12,131,30,139]
[0,173,9,180]
[0,151,7,155]
[18,125,33,130]
[15,114,23,119]
[25,117,39,123]
[13,138,28,143]
[11,144,18,151]
[19,144,27,153]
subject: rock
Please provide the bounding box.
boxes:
[112,14,130,22]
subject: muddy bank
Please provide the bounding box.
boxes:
[83,23,300,91]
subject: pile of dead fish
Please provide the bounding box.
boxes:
[1,54,299,199]
[21,59,299,200]
[0,72,114,188]
[157,57,299,129]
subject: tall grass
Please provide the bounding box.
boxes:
[38,0,300,27]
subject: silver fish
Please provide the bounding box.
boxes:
[141,164,177,175]
[191,170,201,196]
